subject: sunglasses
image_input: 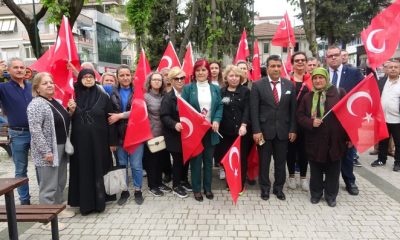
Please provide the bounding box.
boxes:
[294,59,306,63]
[173,76,185,82]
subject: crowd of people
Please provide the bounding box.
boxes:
[0,45,399,228]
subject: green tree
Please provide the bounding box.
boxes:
[3,0,87,58]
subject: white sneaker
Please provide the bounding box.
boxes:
[301,178,309,191]
[219,168,226,180]
[287,177,296,189]
[41,222,66,231]
[58,209,75,219]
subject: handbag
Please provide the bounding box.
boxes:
[104,152,128,195]
[146,136,166,153]
[46,101,74,155]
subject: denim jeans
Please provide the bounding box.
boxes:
[117,144,143,190]
[8,129,31,203]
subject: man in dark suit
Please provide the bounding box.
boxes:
[326,45,364,196]
[250,55,297,201]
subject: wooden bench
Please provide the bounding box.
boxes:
[0,124,11,157]
[0,204,66,240]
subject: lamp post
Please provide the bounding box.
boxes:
[32,0,40,57]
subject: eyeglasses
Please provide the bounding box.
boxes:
[82,76,94,80]
[151,78,163,82]
[173,76,185,82]
[326,53,340,59]
[294,59,306,63]
[308,63,317,66]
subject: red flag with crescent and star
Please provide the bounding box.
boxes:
[361,0,400,69]
[156,41,181,72]
[123,49,153,153]
[331,73,389,153]
[177,96,211,163]
[271,12,296,47]
[252,40,261,81]
[221,136,242,204]
[234,29,250,64]
[182,42,194,84]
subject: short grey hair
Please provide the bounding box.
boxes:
[7,57,24,67]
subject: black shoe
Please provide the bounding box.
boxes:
[326,199,337,207]
[20,200,30,205]
[194,192,203,202]
[181,181,193,192]
[134,190,144,205]
[273,191,286,200]
[173,186,188,198]
[371,159,385,167]
[149,188,164,197]
[310,197,320,204]
[117,191,130,206]
[159,184,172,193]
[353,159,362,167]
[204,191,214,200]
[393,162,400,172]
[247,179,256,186]
[346,183,359,195]
[162,175,172,184]
[260,191,269,201]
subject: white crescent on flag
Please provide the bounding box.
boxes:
[228,146,240,176]
[366,29,386,54]
[180,117,194,139]
[346,91,373,117]
[161,56,173,69]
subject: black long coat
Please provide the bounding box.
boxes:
[160,90,183,153]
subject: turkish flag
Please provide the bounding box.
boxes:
[177,96,211,163]
[157,41,181,72]
[361,1,400,69]
[234,30,250,64]
[123,49,153,153]
[252,40,261,81]
[332,73,389,153]
[30,45,54,73]
[221,136,242,204]
[272,12,296,47]
[285,49,292,75]
[247,144,259,181]
[182,42,194,84]
[50,16,80,106]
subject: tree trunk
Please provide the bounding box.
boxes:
[210,0,218,58]
[169,0,177,45]
[178,0,198,60]
[299,0,318,58]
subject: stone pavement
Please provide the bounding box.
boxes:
[0,149,400,240]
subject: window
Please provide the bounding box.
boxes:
[97,23,121,64]
[263,42,269,54]
[0,18,16,33]
[24,44,52,59]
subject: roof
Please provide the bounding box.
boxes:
[254,22,305,39]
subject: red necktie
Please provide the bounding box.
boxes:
[272,81,279,105]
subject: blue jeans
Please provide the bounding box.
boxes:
[8,129,31,203]
[117,144,143,190]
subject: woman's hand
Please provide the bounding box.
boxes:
[68,99,77,114]
[44,153,54,162]
[108,113,123,125]
[175,122,183,132]
[238,125,247,136]
[212,121,219,132]
[313,118,322,128]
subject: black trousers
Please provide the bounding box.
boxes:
[378,123,400,163]
[258,137,287,193]
[309,160,341,202]
[287,133,308,177]
[170,151,189,188]
[143,145,170,189]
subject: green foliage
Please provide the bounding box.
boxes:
[126,0,155,48]
[41,0,70,24]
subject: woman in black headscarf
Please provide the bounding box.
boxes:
[68,69,117,215]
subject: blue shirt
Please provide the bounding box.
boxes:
[119,87,132,111]
[0,80,32,128]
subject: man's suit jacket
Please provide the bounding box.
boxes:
[336,64,364,93]
[250,77,297,140]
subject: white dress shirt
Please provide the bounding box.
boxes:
[381,77,400,124]
[268,76,282,100]
[196,81,212,122]
[329,64,343,88]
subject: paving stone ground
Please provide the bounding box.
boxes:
[0,148,399,240]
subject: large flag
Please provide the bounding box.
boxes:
[182,42,194,84]
[123,49,153,153]
[234,29,250,64]
[156,41,181,72]
[331,73,389,153]
[177,96,211,163]
[271,12,296,47]
[252,40,261,81]
[221,136,242,204]
[30,45,54,73]
[360,0,400,69]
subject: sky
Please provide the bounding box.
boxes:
[254,0,301,25]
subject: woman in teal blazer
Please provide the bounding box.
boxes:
[181,59,223,201]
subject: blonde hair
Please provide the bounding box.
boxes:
[223,65,244,86]
[32,72,53,97]
[101,72,116,85]
[167,66,185,80]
